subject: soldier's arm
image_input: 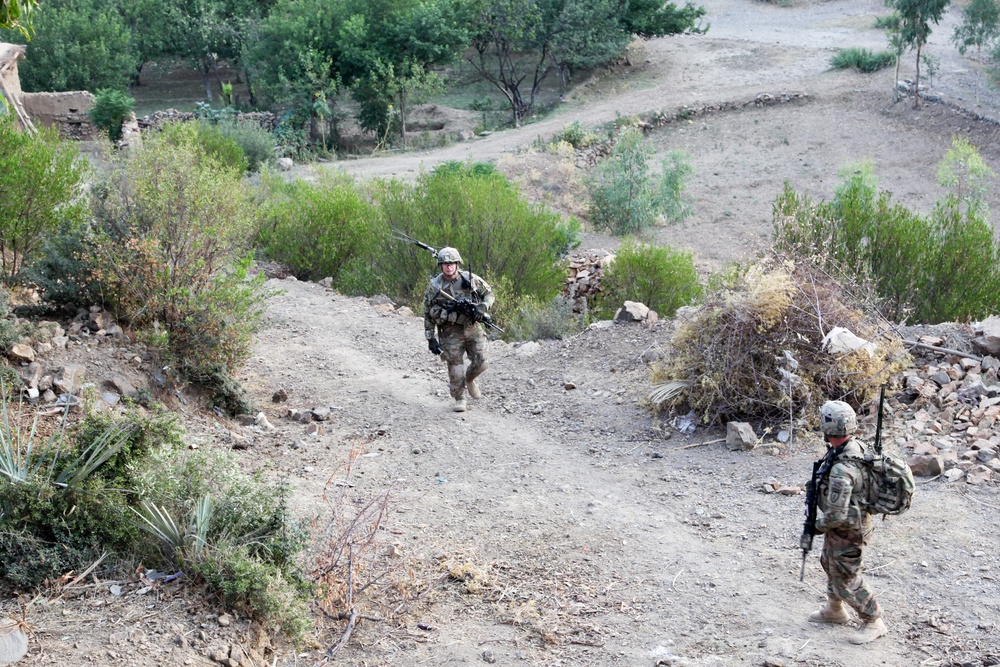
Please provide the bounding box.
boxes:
[423,283,438,340]
[815,463,859,533]
[475,276,495,309]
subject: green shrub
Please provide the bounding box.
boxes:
[0,114,89,284]
[554,121,596,149]
[89,89,135,142]
[258,172,384,286]
[830,47,896,73]
[587,129,694,235]
[773,159,1000,323]
[595,239,702,319]
[90,133,267,379]
[370,166,578,309]
[22,217,100,309]
[161,121,249,174]
[215,120,276,173]
[0,407,157,588]
[0,288,24,353]
[132,447,310,637]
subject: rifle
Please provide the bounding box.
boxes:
[436,288,505,334]
[800,447,836,581]
[392,229,439,258]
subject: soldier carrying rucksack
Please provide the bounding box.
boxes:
[799,398,913,645]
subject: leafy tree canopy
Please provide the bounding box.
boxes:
[3,0,137,92]
[0,0,37,37]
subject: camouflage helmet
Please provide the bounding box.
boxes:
[436,247,463,264]
[820,400,858,438]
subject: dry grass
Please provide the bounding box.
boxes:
[651,255,909,426]
[495,143,589,219]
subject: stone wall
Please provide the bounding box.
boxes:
[21,90,96,140]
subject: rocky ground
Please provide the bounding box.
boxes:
[4,0,1000,666]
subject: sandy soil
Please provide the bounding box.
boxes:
[5,1,1000,666]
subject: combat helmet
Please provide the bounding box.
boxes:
[820,400,857,438]
[436,247,463,264]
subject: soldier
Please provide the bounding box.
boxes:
[423,247,494,412]
[808,400,889,644]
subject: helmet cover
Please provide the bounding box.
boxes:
[820,400,857,437]
[436,247,463,264]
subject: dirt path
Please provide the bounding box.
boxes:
[241,279,1000,666]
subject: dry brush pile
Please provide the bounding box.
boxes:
[651,257,909,427]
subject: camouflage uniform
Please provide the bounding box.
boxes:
[423,271,494,400]
[816,438,881,621]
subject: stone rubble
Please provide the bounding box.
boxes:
[894,334,1000,486]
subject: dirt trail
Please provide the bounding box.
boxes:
[240,279,1000,666]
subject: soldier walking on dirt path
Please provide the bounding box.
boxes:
[423,247,495,412]
[806,400,889,645]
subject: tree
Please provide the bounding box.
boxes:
[951,0,999,100]
[337,0,469,144]
[0,114,89,283]
[889,0,950,108]
[469,0,706,126]
[587,128,694,235]
[5,0,137,93]
[0,0,37,37]
[245,0,468,144]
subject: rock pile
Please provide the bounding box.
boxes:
[563,249,614,313]
[137,109,279,132]
[6,306,142,413]
[894,335,1000,485]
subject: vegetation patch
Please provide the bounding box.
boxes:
[651,256,908,426]
[830,47,895,73]
[773,150,1000,323]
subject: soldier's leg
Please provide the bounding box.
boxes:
[827,532,880,621]
[439,332,467,400]
[811,534,851,624]
[464,325,489,384]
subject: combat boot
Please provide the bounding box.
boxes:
[466,378,481,400]
[453,398,467,412]
[849,617,888,644]
[808,598,851,624]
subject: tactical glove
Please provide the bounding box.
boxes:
[428,338,442,355]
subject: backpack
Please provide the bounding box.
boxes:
[841,450,915,516]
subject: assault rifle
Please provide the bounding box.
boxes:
[438,290,504,334]
[800,446,837,581]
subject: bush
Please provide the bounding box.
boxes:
[22,217,100,309]
[161,121,249,174]
[651,257,908,425]
[773,158,1000,323]
[554,121,597,149]
[587,129,694,235]
[215,120,276,173]
[131,447,310,637]
[503,292,586,341]
[258,172,383,286]
[370,165,578,309]
[89,89,135,143]
[0,406,172,588]
[0,114,89,284]
[595,239,702,319]
[830,47,896,72]
[89,133,267,379]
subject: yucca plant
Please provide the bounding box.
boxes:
[133,492,215,561]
